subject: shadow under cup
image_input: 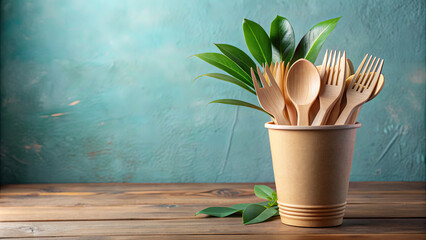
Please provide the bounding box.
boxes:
[265,122,361,227]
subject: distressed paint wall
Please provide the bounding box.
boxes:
[1,0,424,184]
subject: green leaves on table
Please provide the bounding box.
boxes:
[254,185,277,207]
[291,17,341,64]
[195,207,239,217]
[254,185,275,200]
[242,204,278,225]
[194,203,251,217]
[195,185,279,225]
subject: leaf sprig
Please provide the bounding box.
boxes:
[193,15,341,115]
[195,185,279,225]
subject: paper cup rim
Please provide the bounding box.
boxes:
[265,122,362,130]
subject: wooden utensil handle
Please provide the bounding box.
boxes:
[347,106,362,124]
[311,108,328,126]
[286,103,297,125]
[309,99,320,124]
[327,99,342,124]
[335,105,355,125]
[297,105,311,126]
[275,113,290,125]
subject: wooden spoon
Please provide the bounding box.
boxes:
[286,59,321,126]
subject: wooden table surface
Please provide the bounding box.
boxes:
[0,182,425,239]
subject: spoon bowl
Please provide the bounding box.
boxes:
[286,59,321,125]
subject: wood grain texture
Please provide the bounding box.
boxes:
[1,182,424,206]
[1,203,425,222]
[2,182,423,193]
[8,235,426,240]
[286,59,321,125]
[1,219,425,238]
[0,182,425,238]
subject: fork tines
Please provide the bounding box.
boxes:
[349,54,384,92]
[323,50,347,86]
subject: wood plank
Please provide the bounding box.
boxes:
[0,183,273,193]
[0,183,425,238]
[1,202,425,222]
[1,183,424,207]
[8,234,426,240]
[344,203,426,218]
[2,182,424,194]
[1,218,425,238]
[2,193,423,207]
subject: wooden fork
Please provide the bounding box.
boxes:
[272,61,293,124]
[335,54,384,125]
[311,50,346,125]
[251,65,289,125]
[346,72,384,124]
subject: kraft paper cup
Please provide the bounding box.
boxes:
[265,122,361,227]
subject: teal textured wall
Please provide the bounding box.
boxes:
[1,0,424,183]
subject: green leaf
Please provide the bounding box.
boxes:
[267,192,278,207]
[254,185,275,200]
[243,18,272,65]
[257,201,270,207]
[272,49,281,63]
[230,203,251,212]
[209,99,272,117]
[214,44,257,76]
[193,73,255,95]
[242,204,278,225]
[193,53,253,87]
[195,207,239,217]
[272,206,280,216]
[270,15,295,63]
[291,17,341,64]
[272,192,277,201]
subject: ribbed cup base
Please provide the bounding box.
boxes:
[278,201,346,227]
